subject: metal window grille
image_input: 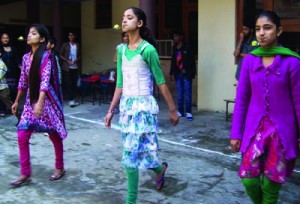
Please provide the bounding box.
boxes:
[156,39,173,59]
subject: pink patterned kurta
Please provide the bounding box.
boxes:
[238,117,295,183]
[17,51,67,139]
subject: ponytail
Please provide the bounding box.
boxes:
[140,27,156,48]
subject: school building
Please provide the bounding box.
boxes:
[0,0,299,112]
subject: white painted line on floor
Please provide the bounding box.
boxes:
[66,115,121,130]
[66,114,300,173]
[66,114,239,159]
[65,112,82,116]
[159,138,240,159]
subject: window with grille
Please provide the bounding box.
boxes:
[156,39,173,59]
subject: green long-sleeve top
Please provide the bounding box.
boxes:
[116,40,165,88]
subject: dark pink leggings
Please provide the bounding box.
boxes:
[18,130,64,176]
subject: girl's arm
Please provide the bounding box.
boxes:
[230,55,251,152]
[104,87,122,128]
[33,91,46,118]
[12,55,27,115]
[289,59,300,148]
[158,83,179,126]
[142,45,178,126]
[12,90,24,115]
[113,50,118,64]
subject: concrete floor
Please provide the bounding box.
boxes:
[0,99,299,204]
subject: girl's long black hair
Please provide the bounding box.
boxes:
[127,7,156,48]
[28,24,49,105]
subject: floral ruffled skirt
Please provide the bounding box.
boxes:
[119,95,160,169]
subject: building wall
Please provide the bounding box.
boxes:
[0,2,26,25]
[0,2,80,27]
[198,0,236,111]
[82,0,235,111]
[0,0,237,112]
[81,0,138,74]
[40,3,81,27]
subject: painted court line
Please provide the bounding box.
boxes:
[65,114,300,174]
[66,114,240,159]
[66,115,121,130]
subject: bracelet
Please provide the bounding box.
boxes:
[108,109,115,114]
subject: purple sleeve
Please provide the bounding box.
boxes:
[289,58,300,136]
[231,55,252,140]
[40,57,52,91]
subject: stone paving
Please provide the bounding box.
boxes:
[0,99,299,204]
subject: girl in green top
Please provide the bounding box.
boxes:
[104,7,179,204]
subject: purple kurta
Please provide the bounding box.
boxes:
[17,51,67,139]
[231,54,300,160]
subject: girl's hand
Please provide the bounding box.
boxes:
[104,112,114,128]
[33,103,43,118]
[169,110,179,126]
[230,139,241,152]
[11,102,19,115]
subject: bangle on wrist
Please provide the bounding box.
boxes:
[108,109,115,114]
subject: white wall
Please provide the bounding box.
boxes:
[81,0,138,74]
[198,0,236,111]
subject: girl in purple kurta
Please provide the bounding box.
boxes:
[10,24,67,187]
[230,11,300,203]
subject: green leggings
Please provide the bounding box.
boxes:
[242,176,282,204]
[125,165,163,204]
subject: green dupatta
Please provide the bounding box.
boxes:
[251,46,300,59]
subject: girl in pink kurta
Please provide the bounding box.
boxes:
[10,24,67,187]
